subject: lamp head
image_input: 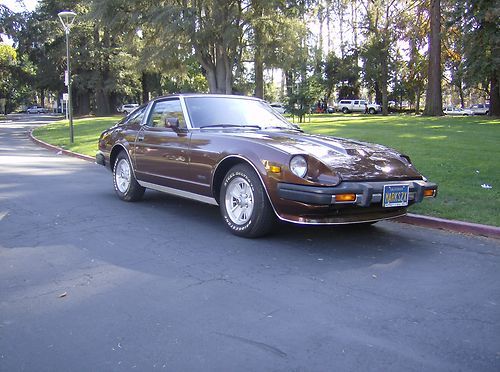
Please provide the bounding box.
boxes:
[58,11,77,31]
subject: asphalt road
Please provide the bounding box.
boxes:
[1,114,499,371]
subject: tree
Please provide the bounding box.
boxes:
[360,0,411,115]
[460,0,500,115]
[423,0,443,116]
[0,43,17,113]
[402,1,427,113]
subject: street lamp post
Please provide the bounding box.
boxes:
[57,11,77,144]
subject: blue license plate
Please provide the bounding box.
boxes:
[383,184,409,207]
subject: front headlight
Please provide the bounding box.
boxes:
[290,155,307,178]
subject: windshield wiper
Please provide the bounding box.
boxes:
[199,124,261,130]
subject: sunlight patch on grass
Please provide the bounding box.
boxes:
[423,135,448,140]
[398,134,416,138]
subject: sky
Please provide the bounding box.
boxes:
[2,0,38,12]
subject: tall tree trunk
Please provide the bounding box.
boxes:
[490,70,500,116]
[423,0,443,116]
[141,72,149,103]
[326,1,331,54]
[374,82,382,106]
[458,81,465,108]
[415,88,421,114]
[254,49,264,98]
[253,3,264,98]
[198,47,232,94]
[339,1,345,57]
[381,64,389,116]
[76,90,90,115]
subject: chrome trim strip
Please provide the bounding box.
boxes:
[178,96,193,129]
[276,212,407,226]
[138,181,218,206]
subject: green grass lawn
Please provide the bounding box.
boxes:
[33,115,122,156]
[33,113,500,226]
[299,114,500,226]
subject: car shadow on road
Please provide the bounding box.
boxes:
[138,190,434,261]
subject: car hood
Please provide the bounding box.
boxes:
[231,129,423,181]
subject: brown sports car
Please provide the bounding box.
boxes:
[96,94,437,237]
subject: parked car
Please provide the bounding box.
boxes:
[96,94,437,238]
[118,103,139,114]
[336,99,381,114]
[469,103,489,115]
[443,106,474,116]
[27,106,46,114]
[270,102,286,114]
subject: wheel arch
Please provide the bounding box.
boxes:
[110,144,136,177]
[212,155,274,210]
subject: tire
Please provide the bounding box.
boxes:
[113,151,145,202]
[369,108,376,114]
[342,107,349,114]
[220,164,275,238]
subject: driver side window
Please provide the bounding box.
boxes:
[148,99,186,129]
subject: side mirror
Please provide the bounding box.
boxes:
[164,117,180,130]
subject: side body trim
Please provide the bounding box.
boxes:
[138,181,218,206]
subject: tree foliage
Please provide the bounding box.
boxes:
[1,0,499,116]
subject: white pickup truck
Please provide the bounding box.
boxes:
[336,99,381,114]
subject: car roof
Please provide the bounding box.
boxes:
[151,93,263,102]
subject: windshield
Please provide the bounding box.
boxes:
[184,96,297,130]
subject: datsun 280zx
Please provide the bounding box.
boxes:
[96,94,437,237]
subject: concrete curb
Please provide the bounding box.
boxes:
[29,129,94,163]
[29,129,500,240]
[395,214,500,240]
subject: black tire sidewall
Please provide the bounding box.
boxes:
[220,165,273,237]
[112,151,144,201]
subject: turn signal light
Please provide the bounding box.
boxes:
[263,161,282,173]
[335,193,357,202]
[424,189,436,197]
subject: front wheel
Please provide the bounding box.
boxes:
[341,107,349,114]
[113,151,145,202]
[220,164,275,238]
[369,108,376,114]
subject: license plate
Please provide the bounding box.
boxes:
[383,184,409,207]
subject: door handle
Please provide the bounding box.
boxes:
[137,135,144,142]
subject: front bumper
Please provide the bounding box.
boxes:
[277,180,437,207]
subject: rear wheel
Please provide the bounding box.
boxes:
[220,164,275,238]
[113,151,145,202]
